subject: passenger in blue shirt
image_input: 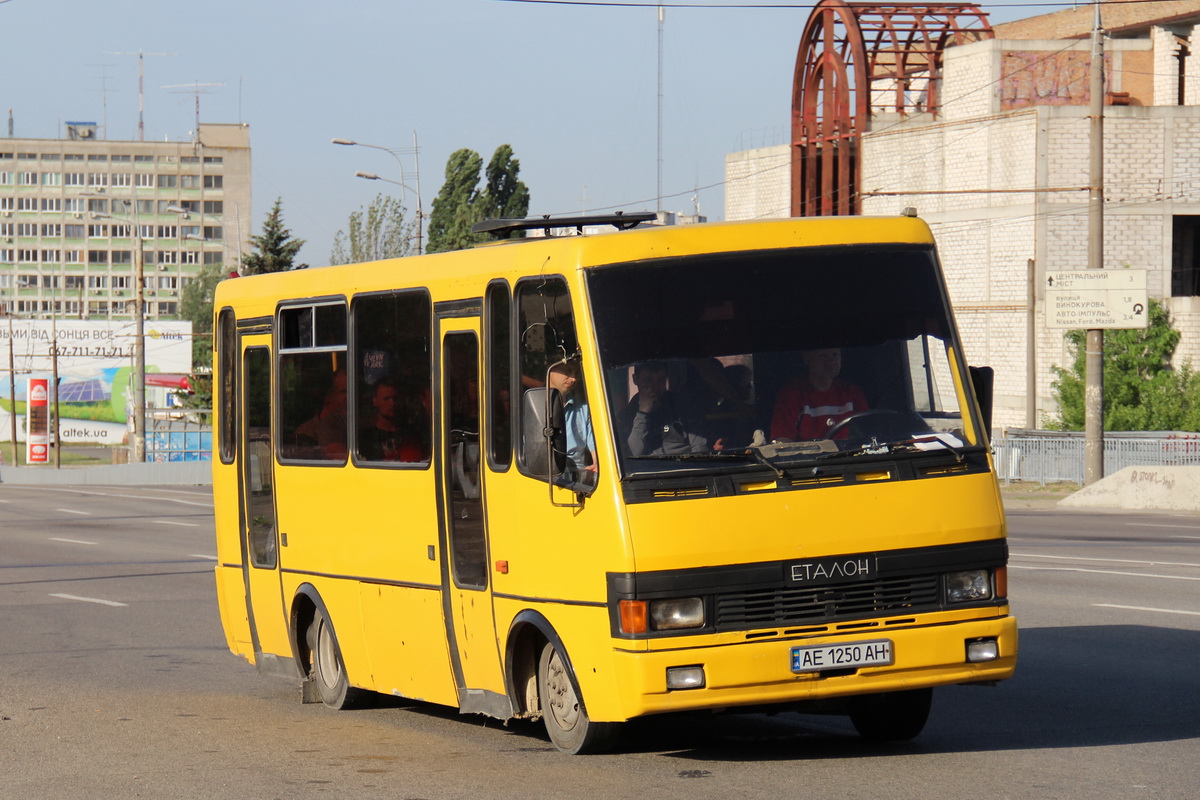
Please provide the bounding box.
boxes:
[548,361,597,477]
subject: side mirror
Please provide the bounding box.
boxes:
[519,387,566,478]
[968,366,994,441]
[520,386,596,500]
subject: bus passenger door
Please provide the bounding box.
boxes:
[238,338,291,668]
[438,325,506,714]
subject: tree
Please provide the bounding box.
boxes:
[479,144,530,223]
[425,145,530,253]
[177,262,225,408]
[426,148,484,254]
[240,198,308,274]
[330,193,415,265]
[1050,298,1200,431]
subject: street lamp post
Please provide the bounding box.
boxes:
[332,135,423,254]
[91,208,148,462]
[132,234,146,463]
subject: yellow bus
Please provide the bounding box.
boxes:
[212,213,1016,754]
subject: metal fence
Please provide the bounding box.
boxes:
[992,429,1200,485]
[146,410,212,463]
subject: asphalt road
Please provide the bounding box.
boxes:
[1,486,1198,799]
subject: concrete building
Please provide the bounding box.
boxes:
[725,1,1200,431]
[1,122,251,322]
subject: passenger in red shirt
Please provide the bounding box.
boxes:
[770,348,868,441]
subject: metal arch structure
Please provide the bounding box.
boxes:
[791,1,994,217]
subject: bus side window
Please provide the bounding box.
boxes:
[277,302,349,462]
[217,307,236,464]
[351,291,432,466]
[514,276,580,479]
[486,280,512,469]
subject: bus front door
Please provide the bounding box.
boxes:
[438,326,506,715]
[238,338,291,671]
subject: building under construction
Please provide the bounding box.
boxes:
[726,0,1200,430]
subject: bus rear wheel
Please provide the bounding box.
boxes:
[848,688,933,742]
[537,641,619,754]
[309,609,365,710]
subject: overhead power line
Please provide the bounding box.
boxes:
[493,0,1178,9]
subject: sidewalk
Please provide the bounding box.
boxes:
[999,480,1079,510]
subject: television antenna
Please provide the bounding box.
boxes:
[105,50,177,141]
[88,63,118,139]
[162,81,225,142]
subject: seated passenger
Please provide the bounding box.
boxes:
[770,348,868,441]
[548,361,597,475]
[294,370,348,459]
[710,363,756,449]
[617,361,710,456]
[359,380,426,462]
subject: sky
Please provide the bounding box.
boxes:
[0,0,1083,264]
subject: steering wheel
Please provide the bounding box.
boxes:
[824,408,898,440]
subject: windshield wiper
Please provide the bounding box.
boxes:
[748,446,788,480]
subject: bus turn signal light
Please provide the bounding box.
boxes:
[619,600,648,634]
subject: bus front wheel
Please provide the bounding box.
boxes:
[848,688,933,742]
[309,609,365,710]
[537,642,619,754]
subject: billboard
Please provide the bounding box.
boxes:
[0,320,193,445]
[25,378,49,462]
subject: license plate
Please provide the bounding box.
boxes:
[790,640,894,673]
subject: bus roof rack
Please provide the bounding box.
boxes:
[472,211,659,239]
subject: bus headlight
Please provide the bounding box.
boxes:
[650,598,705,630]
[945,569,992,603]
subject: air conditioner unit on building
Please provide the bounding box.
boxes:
[1,211,10,217]
[73,213,82,219]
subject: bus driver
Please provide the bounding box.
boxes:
[770,348,868,441]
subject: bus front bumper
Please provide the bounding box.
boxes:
[607,614,1017,721]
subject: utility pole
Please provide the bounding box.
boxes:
[1026,258,1036,429]
[7,315,16,466]
[1084,1,1105,484]
[657,4,664,215]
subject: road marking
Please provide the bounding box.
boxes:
[1011,552,1200,569]
[49,537,98,546]
[1011,565,1200,582]
[24,487,213,509]
[154,520,199,528]
[1094,603,1200,617]
[49,593,127,608]
[188,554,218,560]
[1173,536,1200,540]
[1137,523,1200,530]
[55,508,92,516]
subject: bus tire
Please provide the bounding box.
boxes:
[537,641,619,754]
[848,688,933,742]
[309,609,365,710]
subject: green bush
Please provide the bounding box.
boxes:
[1050,298,1200,431]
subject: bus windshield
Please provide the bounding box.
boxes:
[587,245,979,477]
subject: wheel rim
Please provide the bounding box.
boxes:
[315,618,341,688]
[544,647,581,733]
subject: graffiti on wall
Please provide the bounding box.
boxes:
[1001,51,1110,110]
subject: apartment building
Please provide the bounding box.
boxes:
[0,122,251,321]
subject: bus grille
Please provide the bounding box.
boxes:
[714,574,941,630]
